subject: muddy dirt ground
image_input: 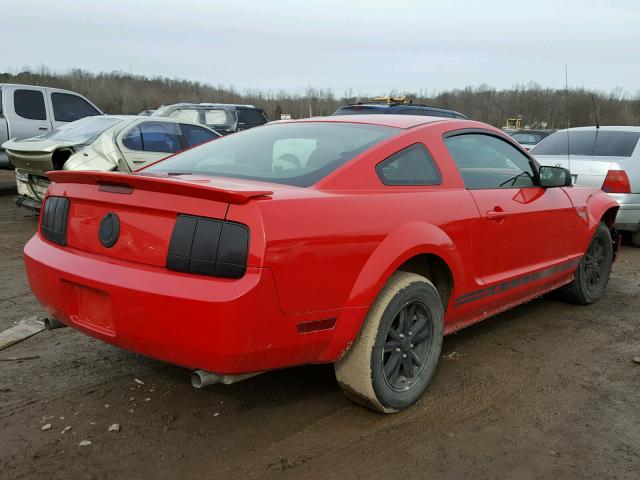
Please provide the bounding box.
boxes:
[1,169,639,479]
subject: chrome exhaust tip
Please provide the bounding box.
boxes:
[191,370,222,389]
[44,316,67,330]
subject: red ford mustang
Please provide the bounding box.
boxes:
[25,115,619,413]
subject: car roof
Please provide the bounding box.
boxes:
[336,103,466,116]
[157,103,258,110]
[554,126,640,133]
[99,114,218,130]
[0,83,92,97]
[281,114,453,129]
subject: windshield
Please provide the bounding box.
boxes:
[532,130,640,157]
[144,122,398,187]
[25,116,123,144]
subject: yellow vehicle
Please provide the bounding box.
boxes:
[504,117,524,130]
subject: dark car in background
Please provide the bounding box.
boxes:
[509,129,554,151]
[333,97,468,119]
[152,103,269,135]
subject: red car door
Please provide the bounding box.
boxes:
[444,132,579,314]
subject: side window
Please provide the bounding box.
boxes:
[180,124,218,147]
[51,93,100,122]
[14,89,47,120]
[376,144,442,186]
[122,125,143,150]
[168,109,200,123]
[444,133,535,189]
[122,122,183,153]
[204,109,231,126]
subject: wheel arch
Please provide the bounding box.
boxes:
[344,222,463,311]
[587,194,620,259]
[328,222,463,361]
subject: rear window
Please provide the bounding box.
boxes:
[236,108,268,126]
[532,131,640,157]
[144,122,398,187]
[593,131,640,156]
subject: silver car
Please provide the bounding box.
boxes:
[532,126,640,246]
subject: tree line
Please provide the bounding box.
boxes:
[2,67,639,128]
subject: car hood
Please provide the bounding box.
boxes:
[1,138,85,174]
[533,154,624,188]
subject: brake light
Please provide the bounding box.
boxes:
[602,170,631,194]
[40,196,70,245]
[166,214,249,279]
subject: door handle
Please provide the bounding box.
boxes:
[486,209,507,220]
[38,127,48,131]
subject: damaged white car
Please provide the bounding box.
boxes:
[3,115,220,210]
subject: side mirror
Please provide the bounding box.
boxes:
[539,165,572,188]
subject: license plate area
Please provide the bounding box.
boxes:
[62,280,115,336]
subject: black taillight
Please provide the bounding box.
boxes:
[166,214,249,279]
[40,196,70,246]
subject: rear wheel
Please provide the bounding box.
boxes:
[630,231,640,248]
[335,272,444,413]
[557,223,613,305]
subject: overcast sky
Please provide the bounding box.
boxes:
[4,0,639,95]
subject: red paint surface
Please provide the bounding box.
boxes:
[25,117,619,375]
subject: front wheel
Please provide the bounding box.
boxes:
[557,223,613,305]
[335,272,444,413]
[630,231,640,248]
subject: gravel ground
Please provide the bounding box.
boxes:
[1,170,639,479]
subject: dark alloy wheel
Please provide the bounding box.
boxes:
[335,272,444,413]
[382,301,433,392]
[582,235,607,295]
[557,223,613,305]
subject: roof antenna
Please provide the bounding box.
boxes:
[565,64,571,173]
[591,93,600,129]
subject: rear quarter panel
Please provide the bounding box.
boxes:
[227,121,484,331]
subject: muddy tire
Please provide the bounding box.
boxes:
[558,223,613,305]
[335,272,444,413]
[630,231,640,248]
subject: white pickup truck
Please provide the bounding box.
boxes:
[0,83,102,168]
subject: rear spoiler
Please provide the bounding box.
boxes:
[46,171,273,205]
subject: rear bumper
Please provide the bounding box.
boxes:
[15,195,42,212]
[24,235,360,374]
[610,193,640,232]
[15,169,49,202]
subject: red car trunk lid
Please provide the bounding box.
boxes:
[46,171,273,268]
